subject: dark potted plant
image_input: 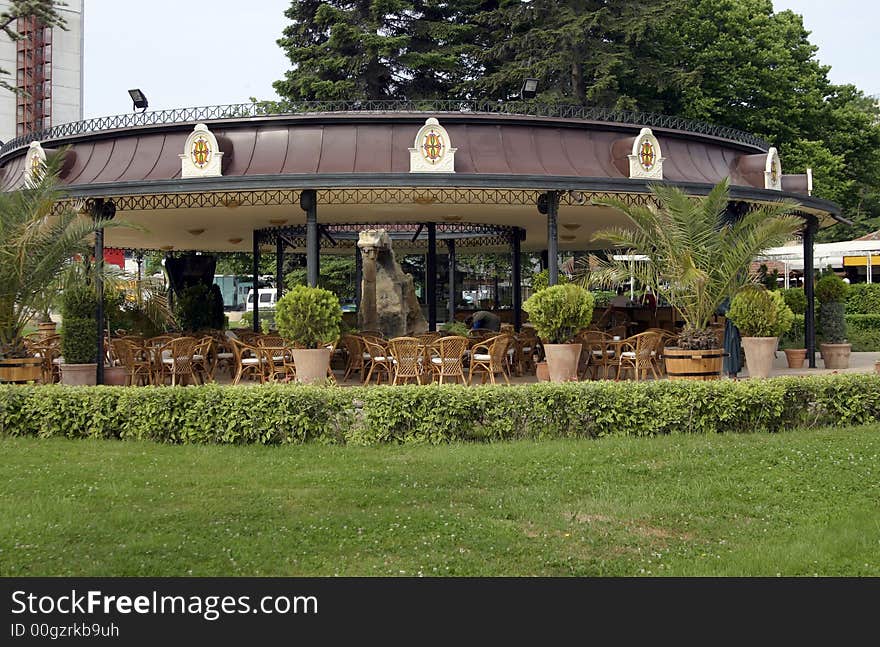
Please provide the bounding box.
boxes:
[779,287,807,368]
[275,285,343,383]
[522,284,594,382]
[589,178,801,380]
[816,274,850,369]
[726,286,794,378]
[60,284,99,386]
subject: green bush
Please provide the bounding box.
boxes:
[530,269,568,294]
[816,274,849,305]
[591,290,617,308]
[275,285,342,348]
[846,283,880,315]
[2,376,879,444]
[522,284,594,344]
[781,287,807,315]
[60,285,98,364]
[819,302,848,344]
[846,314,880,351]
[727,286,794,337]
[239,310,275,332]
[440,321,470,336]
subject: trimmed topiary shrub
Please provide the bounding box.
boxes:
[275,285,342,348]
[727,286,794,337]
[816,274,849,343]
[781,287,807,315]
[60,284,98,364]
[522,284,594,344]
[440,321,469,337]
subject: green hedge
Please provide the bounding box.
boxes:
[846,314,880,352]
[846,284,880,315]
[2,377,878,445]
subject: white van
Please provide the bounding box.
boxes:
[245,288,278,311]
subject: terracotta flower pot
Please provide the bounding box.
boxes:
[875,360,880,376]
[103,365,128,386]
[543,343,581,382]
[535,361,550,382]
[291,348,331,384]
[783,348,807,369]
[60,363,97,386]
[741,337,778,379]
[820,343,851,370]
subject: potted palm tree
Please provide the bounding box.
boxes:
[275,285,343,384]
[587,178,802,380]
[0,153,115,383]
[726,286,794,378]
[522,284,594,382]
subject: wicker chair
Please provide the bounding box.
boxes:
[362,337,394,385]
[616,331,663,381]
[577,331,613,380]
[110,338,151,386]
[428,335,469,384]
[468,333,511,385]
[341,334,366,381]
[389,336,425,385]
[513,329,540,376]
[228,338,265,385]
[156,337,200,386]
[191,336,216,383]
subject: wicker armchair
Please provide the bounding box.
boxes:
[228,338,264,385]
[341,334,366,381]
[110,338,151,386]
[468,333,511,385]
[389,336,426,385]
[362,337,393,385]
[428,335,469,384]
[156,337,200,386]
[616,331,663,381]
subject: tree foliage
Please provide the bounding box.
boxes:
[272,0,880,238]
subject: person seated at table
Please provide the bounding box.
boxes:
[610,287,630,308]
[466,310,501,332]
[641,287,657,310]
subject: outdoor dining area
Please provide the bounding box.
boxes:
[21,323,685,388]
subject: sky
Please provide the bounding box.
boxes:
[82,0,880,119]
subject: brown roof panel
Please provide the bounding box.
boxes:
[533,129,582,176]
[353,124,393,173]
[501,126,546,175]
[465,125,509,174]
[317,124,356,174]
[98,136,139,183]
[120,133,167,181]
[282,126,323,174]
[247,127,289,175]
[72,139,116,185]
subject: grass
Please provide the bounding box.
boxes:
[1,427,878,577]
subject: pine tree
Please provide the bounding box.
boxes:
[273,0,411,101]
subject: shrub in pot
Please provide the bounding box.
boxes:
[522,284,594,382]
[727,286,794,378]
[60,284,99,385]
[816,274,850,369]
[275,285,343,384]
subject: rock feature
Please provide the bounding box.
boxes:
[358,229,428,338]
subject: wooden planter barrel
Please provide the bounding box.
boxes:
[663,347,726,381]
[0,357,43,383]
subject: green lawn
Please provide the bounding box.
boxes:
[1,428,878,576]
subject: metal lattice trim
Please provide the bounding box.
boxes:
[1,99,770,156]
[258,221,520,250]
[54,188,662,215]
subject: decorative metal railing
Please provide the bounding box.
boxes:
[0,99,769,156]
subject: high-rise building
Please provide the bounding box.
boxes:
[0,0,83,144]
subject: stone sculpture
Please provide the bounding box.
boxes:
[357,229,428,338]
